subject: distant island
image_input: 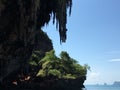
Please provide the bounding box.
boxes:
[104,83,107,85]
[113,81,120,86]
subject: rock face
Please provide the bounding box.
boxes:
[1,77,86,90]
[0,0,35,81]
[0,0,53,81]
[34,30,53,57]
[32,77,86,90]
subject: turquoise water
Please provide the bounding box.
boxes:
[85,85,120,90]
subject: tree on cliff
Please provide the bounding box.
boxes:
[37,50,90,79]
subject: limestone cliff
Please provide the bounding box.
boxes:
[0,0,72,82]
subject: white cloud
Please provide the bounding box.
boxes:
[88,72,100,79]
[109,59,120,62]
[85,71,101,84]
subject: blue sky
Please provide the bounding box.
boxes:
[43,0,120,85]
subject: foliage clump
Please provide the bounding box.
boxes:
[30,50,90,79]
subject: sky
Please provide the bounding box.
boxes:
[43,0,120,85]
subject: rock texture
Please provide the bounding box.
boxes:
[1,77,86,90]
[0,0,72,82]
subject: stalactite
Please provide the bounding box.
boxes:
[52,0,72,43]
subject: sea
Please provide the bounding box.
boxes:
[84,85,120,90]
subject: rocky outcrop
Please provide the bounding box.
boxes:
[0,0,37,82]
[0,0,71,82]
[1,77,86,90]
[33,77,86,90]
[34,30,53,57]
